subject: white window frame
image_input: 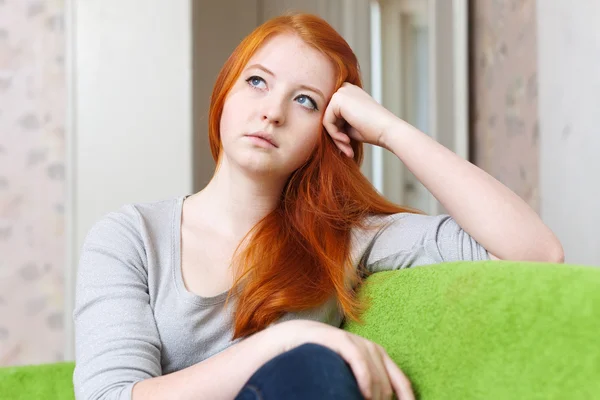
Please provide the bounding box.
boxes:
[371,0,469,214]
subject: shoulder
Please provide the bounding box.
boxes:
[350,212,489,270]
[83,195,185,253]
[77,195,187,288]
[350,212,445,251]
[360,212,458,239]
[348,212,425,264]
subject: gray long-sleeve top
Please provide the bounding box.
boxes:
[73,195,490,400]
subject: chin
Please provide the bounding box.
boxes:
[223,146,306,179]
[232,152,284,176]
[243,161,279,176]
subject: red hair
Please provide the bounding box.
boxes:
[208,12,423,339]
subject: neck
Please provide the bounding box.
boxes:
[189,157,287,239]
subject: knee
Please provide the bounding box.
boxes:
[266,342,355,384]
[239,343,363,400]
[283,343,346,368]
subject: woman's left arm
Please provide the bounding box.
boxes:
[323,83,564,263]
[382,121,563,262]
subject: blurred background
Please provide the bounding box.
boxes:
[0,0,598,367]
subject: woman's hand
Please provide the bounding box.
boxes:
[272,319,415,400]
[322,82,403,158]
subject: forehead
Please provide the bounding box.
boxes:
[246,34,336,95]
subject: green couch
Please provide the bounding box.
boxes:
[1,260,599,399]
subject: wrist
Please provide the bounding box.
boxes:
[377,113,403,150]
[379,118,418,153]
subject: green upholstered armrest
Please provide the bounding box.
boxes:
[343,260,600,399]
[0,361,75,400]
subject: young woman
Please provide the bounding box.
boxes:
[73,12,563,400]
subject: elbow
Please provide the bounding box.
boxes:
[541,236,565,264]
[74,381,136,400]
[549,244,565,264]
[532,229,564,264]
[549,231,565,263]
[520,239,564,264]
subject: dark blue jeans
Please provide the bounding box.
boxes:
[235,343,365,400]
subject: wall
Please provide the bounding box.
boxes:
[471,0,600,265]
[470,0,540,212]
[0,0,66,366]
[73,0,193,251]
[192,0,259,190]
[537,0,600,266]
[1,0,195,367]
[66,0,194,359]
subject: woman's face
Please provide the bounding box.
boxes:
[219,33,337,178]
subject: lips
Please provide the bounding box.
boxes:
[246,131,278,148]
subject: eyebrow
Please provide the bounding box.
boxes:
[245,63,325,100]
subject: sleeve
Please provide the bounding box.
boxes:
[359,213,490,273]
[73,206,162,400]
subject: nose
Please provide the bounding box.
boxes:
[261,93,286,126]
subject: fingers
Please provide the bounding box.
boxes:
[342,336,394,400]
[327,127,353,158]
[339,339,375,399]
[331,128,351,144]
[364,342,394,400]
[348,339,415,400]
[339,144,354,159]
[323,94,354,158]
[322,93,341,139]
[381,350,415,400]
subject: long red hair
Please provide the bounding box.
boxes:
[208,12,423,339]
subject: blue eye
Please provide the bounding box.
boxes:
[246,76,266,89]
[296,94,318,111]
[246,75,318,111]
